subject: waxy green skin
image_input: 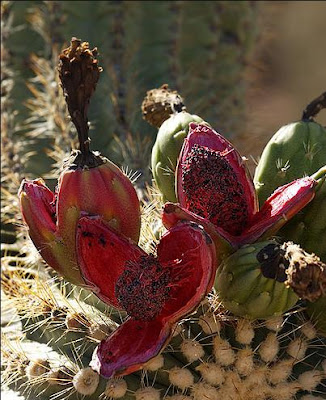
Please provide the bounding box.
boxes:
[254,121,326,205]
[151,111,205,202]
[214,241,298,320]
[254,121,326,263]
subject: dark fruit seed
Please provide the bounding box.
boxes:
[182,145,249,236]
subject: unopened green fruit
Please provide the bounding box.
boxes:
[215,241,299,320]
[151,111,206,202]
[254,120,326,205]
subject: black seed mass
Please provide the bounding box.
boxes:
[182,145,249,235]
[115,255,171,321]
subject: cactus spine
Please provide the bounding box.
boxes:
[2,4,326,400]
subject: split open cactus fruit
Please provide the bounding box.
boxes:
[164,123,318,261]
[19,160,141,285]
[151,111,206,202]
[76,217,216,378]
[18,39,141,285]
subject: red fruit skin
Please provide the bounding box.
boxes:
[91,318,170,377]
[162,202,235,263]
[19,159,141,285]
[18,178,82,282]
[163,177,317,254]
[238,177,317,246]
[176,123,258,233]
[76,216,145,308]
[76,217,216,378]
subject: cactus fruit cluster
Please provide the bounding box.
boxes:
[2,29,326,400]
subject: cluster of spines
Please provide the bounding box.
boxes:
[2,266,325,399]
[4,1,258,179]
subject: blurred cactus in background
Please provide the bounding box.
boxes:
[2,0,258,176]
[2,1,326,400]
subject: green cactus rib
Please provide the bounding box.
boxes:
[20,311,99,366]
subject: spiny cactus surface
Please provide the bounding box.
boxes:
[2,4,326,400]
[3,0,258,177]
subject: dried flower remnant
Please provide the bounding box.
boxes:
[284,243,326,302]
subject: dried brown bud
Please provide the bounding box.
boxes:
[58,37,102,159]
[58,37,102,118]
[284,243,326,302]
[141,84,186,128]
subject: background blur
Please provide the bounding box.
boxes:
[240,1,326,171]
[2,1,326,177]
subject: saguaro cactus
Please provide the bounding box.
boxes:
[2,4,326,400]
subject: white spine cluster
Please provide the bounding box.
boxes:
[26,359,49,381]
[104,378,128,398]
[287,337,308,360]
[181,339,205,363]
[235,319,255,344]
[213,336,235,366]
[72,367,99,396]
[168,367,194,391]
[196,362,225,386]
[143,354,165,372]
[258,332,280,362]
[134,386,161,400]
